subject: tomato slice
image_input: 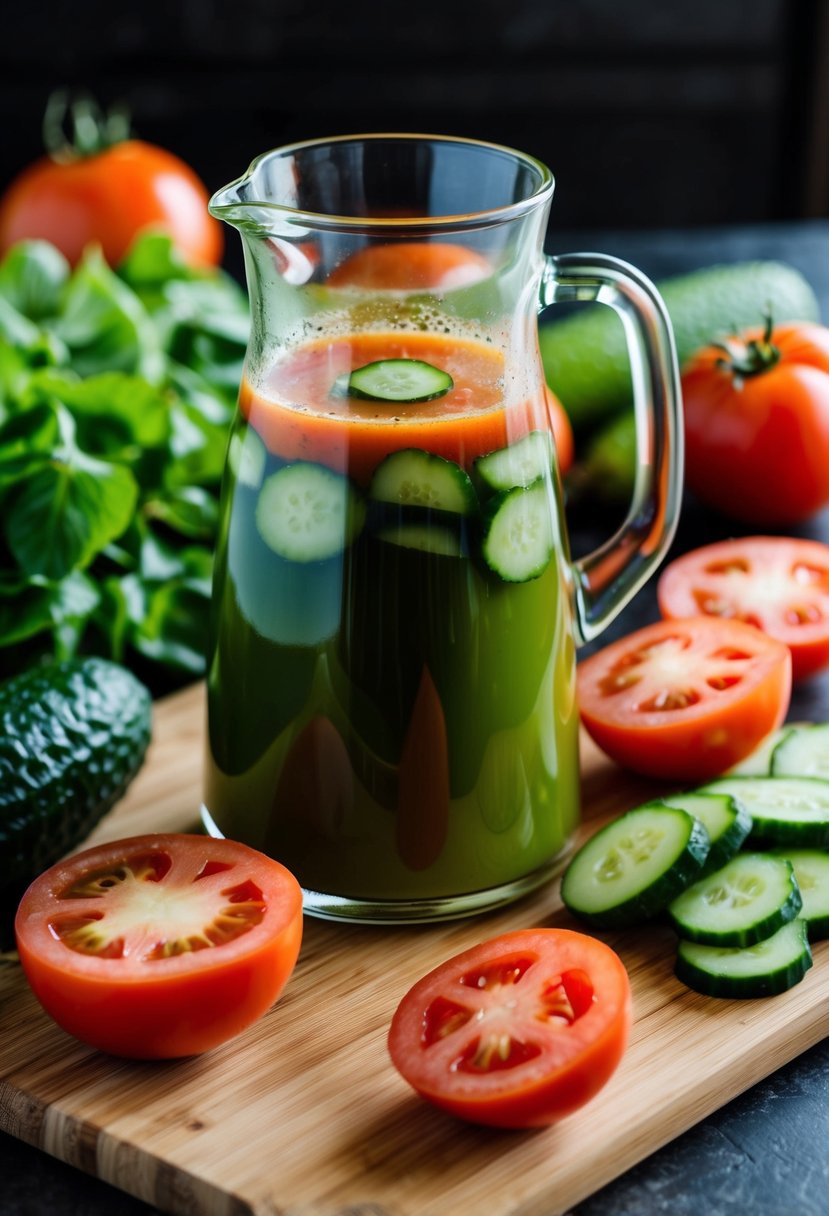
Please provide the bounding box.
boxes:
[387,928,632,1128]
[577,616,792,781]
[15,834,303,1059]
[658,537,829,682]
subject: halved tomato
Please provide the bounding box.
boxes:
[658,536,829,682]
[577,617,792,781]
[15,834,303,1059]
[387,928,632,1128]
[327,241,491,290]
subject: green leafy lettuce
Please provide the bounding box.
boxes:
[0,233,248,691]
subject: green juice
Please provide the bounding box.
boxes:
[203,330,580,912]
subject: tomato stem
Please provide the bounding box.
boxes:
[43,90,132,162]
[713,309,781,388]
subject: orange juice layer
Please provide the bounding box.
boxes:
[240,331,536,484]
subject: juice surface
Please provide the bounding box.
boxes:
[205,328,580,906]
[240,330,515,483]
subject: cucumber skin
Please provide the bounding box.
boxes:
[539,261,820,428]
[0,658,151,946]
[561,808,711,930]
[675,920,813,999]
[661,792,753,876]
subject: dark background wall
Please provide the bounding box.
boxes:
[1,0,828,241]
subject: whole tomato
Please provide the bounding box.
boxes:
[0,94,222,268]
[681,317,829,524]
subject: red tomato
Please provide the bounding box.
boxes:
[0,141,223,268]
[577,616,792,781]
[658,536,829,683]
[327,241,491,290]
[15,834,302,1059]
[387,928,632,1128]
[681,321,829,524]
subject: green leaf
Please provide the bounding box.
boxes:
[130,576,212,673]
[117,231,198,301]
[165,399,228,488]
[0,569,99,650]
[49,246,164,381]
[0,296,43,349]
[0,240,70,320]
[144,485,219,540]
[35,369,171,451]
[5,448,139,579]
[0,403,59,487]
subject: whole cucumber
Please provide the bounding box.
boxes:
[539,260,820,428]
[0,657,151,945]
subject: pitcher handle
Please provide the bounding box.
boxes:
[541,252,684,645]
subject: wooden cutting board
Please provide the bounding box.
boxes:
[1,683,827,1216]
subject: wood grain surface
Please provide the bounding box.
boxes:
[1,682,826,1216]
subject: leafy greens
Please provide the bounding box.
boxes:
[0,233,248,692]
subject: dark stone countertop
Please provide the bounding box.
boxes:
[3,219,829,1215]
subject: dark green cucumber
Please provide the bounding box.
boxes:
[768,849,829,941]
[668,853,801,947]
[675,918,812,999]
[343,358,453,403]
[660,791,752,874]
[474,431,555,493]
[369,449,477,515]
[703,776,829,848]
[481,480,555,582]
[539,260,820,428]
[560,802,710,928]
[255,462,366,562]
[0,658,152,946]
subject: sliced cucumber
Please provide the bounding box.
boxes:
[560,803,710,928]
[703,776,829,848]
[375,522,463,557]
[255,462,366,562]
[481,480,555,583]
[768,849,829,941]
[344,359,453,403]
[660,792,752,875]
[474,430,555,493]
[228,427,267,490]
[771,724,829,780]
[369,449,477,515]
[675,918,812,999]
[668,853,801,947]
[728,727,794,776]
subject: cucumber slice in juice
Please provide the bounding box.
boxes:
[369,449,477,515]
[768,848,829,940]
[375,523,463,557]
[474,430,555,493]
[675,918,812,999]
[344,358,453,403]
[560,803,710,928]
[481,480,555,583]
[660,791,752,874]
[668,852,801,947]
[703,776,829,848]
[255,462,365,562]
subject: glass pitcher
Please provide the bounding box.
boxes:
[203,134,683,922]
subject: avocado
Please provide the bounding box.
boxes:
[539,260,821,428]
[0,657,152,945]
